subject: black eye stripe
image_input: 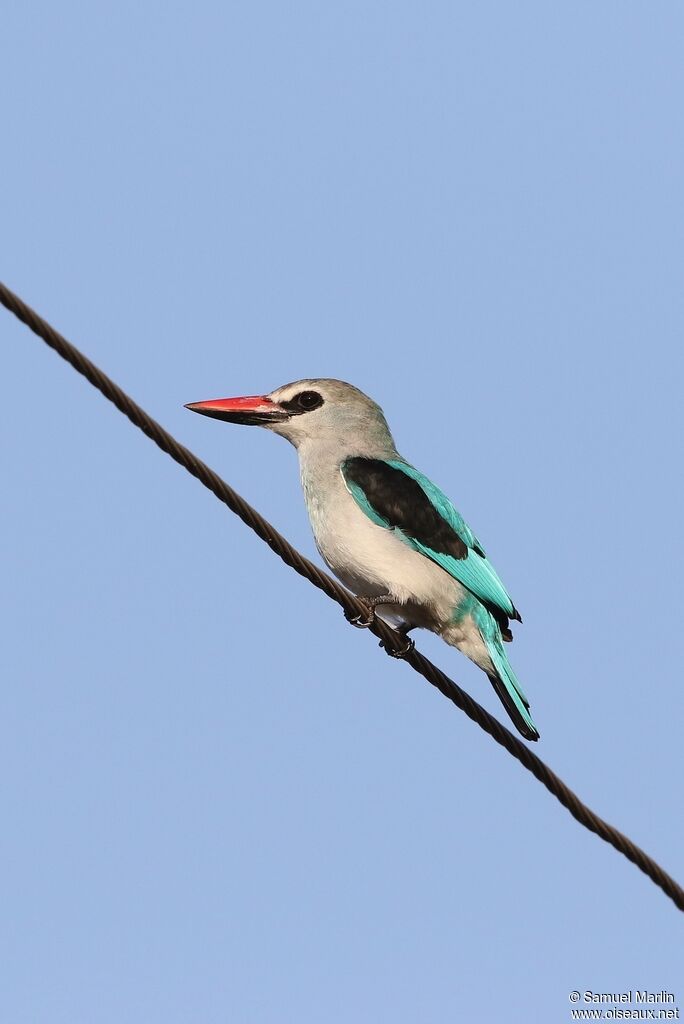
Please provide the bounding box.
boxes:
[280,390,324,415]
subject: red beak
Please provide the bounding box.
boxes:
[184,394,289,426]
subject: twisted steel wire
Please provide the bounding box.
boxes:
[2,278,683,913]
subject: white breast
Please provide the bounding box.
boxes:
[299,456,461,624]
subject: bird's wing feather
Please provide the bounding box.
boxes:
[341,457,519,620]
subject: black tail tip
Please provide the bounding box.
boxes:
[487,673,540,742]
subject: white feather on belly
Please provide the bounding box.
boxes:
[302,462,460,629]
[299,457,495,673]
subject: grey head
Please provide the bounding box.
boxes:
[186,378,397,456]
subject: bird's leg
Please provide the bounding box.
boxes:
[344,594,398,629]
[379,624,416,659]
[344,597,416,657]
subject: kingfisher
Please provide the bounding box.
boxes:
[186,379,539,741]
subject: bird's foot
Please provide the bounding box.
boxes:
[344,594,396,629]
[344,606,375,629]
[379,635,415,659]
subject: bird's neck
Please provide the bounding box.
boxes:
[296,436,400,512]
[296,435,399,473]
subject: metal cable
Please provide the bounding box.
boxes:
[2,278,682,913]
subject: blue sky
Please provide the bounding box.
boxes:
[2,2,683,1021]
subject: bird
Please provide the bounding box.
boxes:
[186,379,539,741]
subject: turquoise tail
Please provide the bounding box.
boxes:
[476,608,540,741]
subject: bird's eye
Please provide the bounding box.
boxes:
[295,390,323,411]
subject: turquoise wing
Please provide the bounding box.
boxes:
[342,457,520,620]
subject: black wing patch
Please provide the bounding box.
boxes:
[343,457,468,560]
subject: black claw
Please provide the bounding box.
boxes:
[344,605,375,629]
[379,636,415,659]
